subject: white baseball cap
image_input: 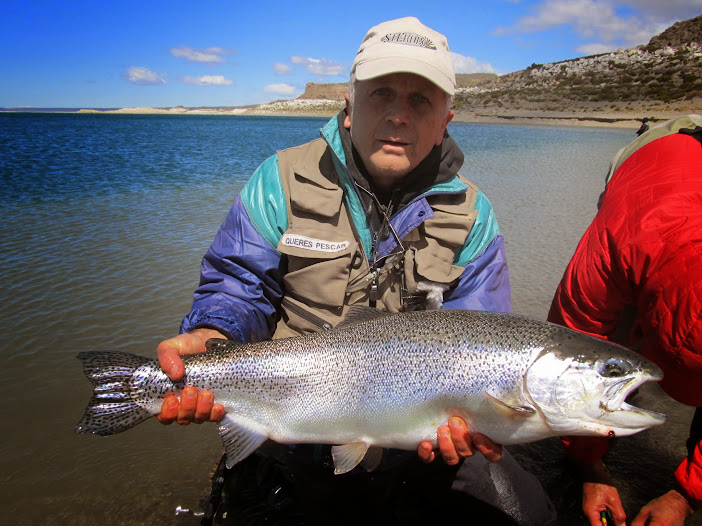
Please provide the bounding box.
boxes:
[351,17,456,95]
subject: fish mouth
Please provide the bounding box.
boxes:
[603,374,667,428]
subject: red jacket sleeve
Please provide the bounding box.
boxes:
[675,441,702,509]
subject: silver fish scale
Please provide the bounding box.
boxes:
[125,310,556,446]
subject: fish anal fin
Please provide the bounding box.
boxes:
[483,392,536,418]
[218,415,269,469]
[331,442,370,474]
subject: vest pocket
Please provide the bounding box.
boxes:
[278,234,358,310]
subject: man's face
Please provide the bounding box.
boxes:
[344,73,454,189]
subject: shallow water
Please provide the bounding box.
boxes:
[0,113,696,524]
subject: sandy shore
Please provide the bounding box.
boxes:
[452,110,651,129]
[79,100,700,130]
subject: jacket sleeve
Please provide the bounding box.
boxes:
[675,408,702,509]
[443,190,512,313]
[675,438,702,509]
[180,157,287,343]
[547,218,630,340]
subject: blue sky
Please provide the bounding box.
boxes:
[1,0,700,109]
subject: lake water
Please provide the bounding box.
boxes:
[0,113,697,525]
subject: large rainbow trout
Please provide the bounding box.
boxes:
[76,308,666,474]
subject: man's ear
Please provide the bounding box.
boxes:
[436,109,454,146]
[344,93,351,130]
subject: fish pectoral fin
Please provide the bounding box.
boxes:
[331,442,370,474]
[218,415,269,469]
[483,392,536,417]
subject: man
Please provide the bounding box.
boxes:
[548,115,702,526]
[157,17,513,523]
[636,117,650,136]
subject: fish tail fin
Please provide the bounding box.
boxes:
[75,351,154,436]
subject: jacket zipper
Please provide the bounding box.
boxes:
[281,297,333,331]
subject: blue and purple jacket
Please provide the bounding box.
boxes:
[180,115,511,342]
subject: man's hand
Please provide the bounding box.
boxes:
[156,329,227,425]
[580,462,626,526]
[157,328,225,381]
[416,417,503,465]
[631,490,694,526]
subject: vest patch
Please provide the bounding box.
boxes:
[281,234,350,253]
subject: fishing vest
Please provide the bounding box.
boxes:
[272,138,478,339]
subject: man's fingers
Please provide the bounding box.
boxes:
[157,330,226,382]
[437,425,461,465]
[177,386,198,425]
[417,440,435,463]
[158,389,224,425]
[157,339,185,381]
[473,432,503,462]
[194,390,215,423]
[210,404,226,423]
[420,418,503,465]
[448,417,475,458]
[157,395,179,424]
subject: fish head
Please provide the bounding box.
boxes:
[525,328,667,438]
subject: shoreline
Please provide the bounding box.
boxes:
[11,103,697,129]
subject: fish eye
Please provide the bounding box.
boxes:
[599,359,627,378]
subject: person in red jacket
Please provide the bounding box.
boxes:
[548,115,702,526]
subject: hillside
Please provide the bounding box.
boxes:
[454,14,702,119]
[255,14,701,125]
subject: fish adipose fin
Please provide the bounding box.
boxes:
[483,392,536,417]
[331,442,371,474]
[205,338,244,351]
[219,415,269,469]
[75,351,154,436]
[336,306,393,329]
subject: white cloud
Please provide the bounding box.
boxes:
[170,46,232,65]
[451,52,499,74]
[182,75,233,86]
[126,67,166,85]
[273,62,294,75]
[290,56,345,76]
[618,0,702,19]
[576,42,620,54]
[264,83,298,95]
[494,0,702,55]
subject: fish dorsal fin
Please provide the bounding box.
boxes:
[205,338,244,351]
[483,392,536,418]
[331,442,370,474]
[218,415,269,468]
[336,306,392,329]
